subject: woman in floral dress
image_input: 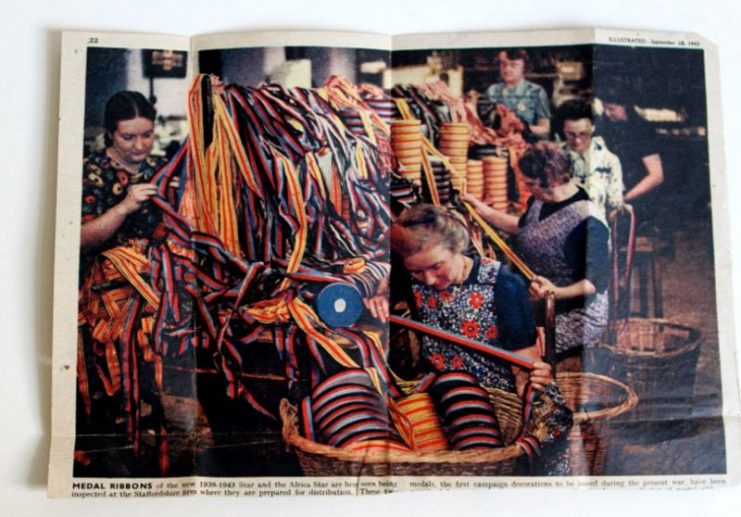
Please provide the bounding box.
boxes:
[391,204,572,474]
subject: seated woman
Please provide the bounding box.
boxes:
[463,142,610,364]
[392,204,549,395]
[76,91,176,474]
[81,90,169,259]
[390,204,571,473]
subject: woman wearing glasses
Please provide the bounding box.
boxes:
[554,98,625,220]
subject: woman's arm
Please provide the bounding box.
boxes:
[494,267,551,394]
[461,193,520,234]
[80,183,158,251]
[528,118,551,139]
[529,276,597,301]
[526,215,609,301]
[624,153,663,202]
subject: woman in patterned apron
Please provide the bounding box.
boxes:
[463,142,610,367]
[391,204,572,474]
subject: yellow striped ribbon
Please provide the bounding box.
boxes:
[287,297,359,369]
[102,247,160,308]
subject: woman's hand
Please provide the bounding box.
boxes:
[209,75,225,95]
[528,360,553,391]
[363,276,389,323]
[461,192,521,235]
[529,275,558,300]
[530,276,596,301]
[460,192,486,209]
[118,183,159,216]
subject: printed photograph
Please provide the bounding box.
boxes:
[72,40,723,479]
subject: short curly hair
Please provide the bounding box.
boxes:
[518,141,573,188]
[499,48,529,65]
[391,204,469,257]
[554,98,594,138]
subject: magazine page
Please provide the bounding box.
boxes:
[49,31,194,498]
[49,27,738,498]
[50,29,396,497]
[389,28,739,487]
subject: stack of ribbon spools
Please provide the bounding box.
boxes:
[438,122,470,193]
[391,119,424,183]
[300,369,410,453]
[483,156,509,211]
[465,159,485,201]
[281,368,539,476]
[294,369,519,455]
[429,371,503,450]
[429,157,452,204]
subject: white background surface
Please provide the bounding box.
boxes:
[1,1,739,515]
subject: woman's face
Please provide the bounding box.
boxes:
[522,176,558,203]
[602,102,628,122]
[403,241,462,291]
[109,116,155,167]
[563,118,594,154]
[498,52,525,87]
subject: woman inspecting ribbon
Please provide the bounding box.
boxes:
[390,204,572,474]
[80,91,178,255]
[463,142,611,367]
[76,90,179,473]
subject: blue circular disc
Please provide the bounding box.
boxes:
[314,283,364,328]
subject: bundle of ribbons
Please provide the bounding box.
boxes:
[78,74,422,470]
[78,73,560,472]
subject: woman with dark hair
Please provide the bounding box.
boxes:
[597,84,664,227]
[80,91,173,254]
[75,91,178,475]
[463,142,610,361]
[554,98,624,220]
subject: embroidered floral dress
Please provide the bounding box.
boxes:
[81,152,165,243]
[80,152,165,277]
[411,256,573,474]
[411,257,533,392]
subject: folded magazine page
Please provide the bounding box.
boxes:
[49,28,739,498]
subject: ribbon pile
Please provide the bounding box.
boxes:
[78,74,414,472]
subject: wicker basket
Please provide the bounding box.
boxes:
[280,387,528,476]
[557,372,638,475]
[588,318,702,421]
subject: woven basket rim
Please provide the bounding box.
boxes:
[281,373,637,470]
[280,397,524,466]
[601,317,703,359]
[556,372,639,422]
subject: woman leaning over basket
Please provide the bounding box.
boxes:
[391,204,572,474]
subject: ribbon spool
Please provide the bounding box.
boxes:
[314,283,364,329]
